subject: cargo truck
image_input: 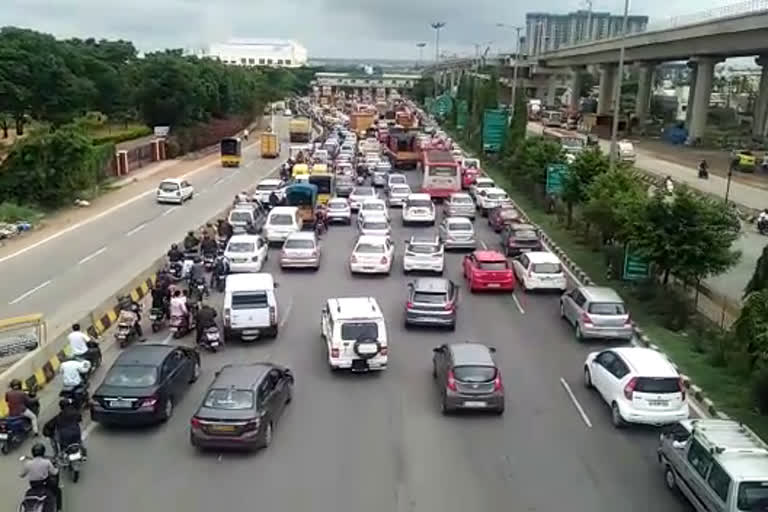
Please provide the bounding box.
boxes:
[260,132,280,158]
[349,112,376,136]
[289,117,312,143]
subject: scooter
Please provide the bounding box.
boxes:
[149,306,166,333]
[84,340,102,372]
[758,218,768,236]
[114,309,139,348]
[17,460,59,512]
[60,383,89,411]
[0,390,39,454]
[57,443,85,483]
[190,278,208,301]
[203,253,215,271]
[200,326,222,352]
[170,314,195,339]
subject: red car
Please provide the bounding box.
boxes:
[487,205,522,232]
[462,250,516,293]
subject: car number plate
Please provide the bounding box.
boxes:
[68,452,82,461]
[649,400,669,407]
[464,401,486,408]
[111,400,133,408]
[211,425,236,432]
[210,341,220,347]
[0,433,8,440]
[487,283,501,288]
[243,329,260,335]
[363,266,374,270]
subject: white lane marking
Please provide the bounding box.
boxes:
[480,240,488,249]
[160,332,174,345]
[161,206,179,217]
[9,280,52,305]
[511,293,526,315]
[279,297,294,328]
[560,377,593,428]
[125,222,147,237]
[77,247,107,265]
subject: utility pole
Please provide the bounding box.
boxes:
[431,22,446,62]
[608,0,630,172]
[497,24,524,119]
[585,0,593,42]
[417,42,426,65]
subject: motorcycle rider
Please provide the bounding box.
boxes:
[189,256,207,296]
[315,205,327,235]
[269,190,280,209]
[43,399,85,458]
[20,443,60,512]
[183,230,200,252]
[211,251,230,289]
[167,243,184,263]
[217,218,234,242]
[245,221,259,235]
[118,295,144,340]
[67,324,94,366]
[5,379,38,436]
[195,303,218,345]
[664,175,674,193]
[758,209,768,232]
[200,233,218,259]
[60,357,91,392]
[698,159,709,179]
[170,289,189,329]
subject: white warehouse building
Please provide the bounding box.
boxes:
[208,39,308,68]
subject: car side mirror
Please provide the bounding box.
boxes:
[489,347,497,353]
[432,347,441,353]
[274,282,280,288]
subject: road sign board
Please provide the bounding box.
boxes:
[622,243,650,280]
[433,95,453,116]
[545,164,568,196]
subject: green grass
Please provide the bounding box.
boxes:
[0,202,43,224]
[89,123,152,145]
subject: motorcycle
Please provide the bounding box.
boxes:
[0,390,39,454]
[203,253,215,271]
[81,340,102,373]
[211,269,227,293]
[149,306,166,333]
[758,218,768,235]
[17,459,59,512]
[169,261,183,281]
[169,314,195,339]
[200,326,222,352]
[60,383,89,411]
[190,278,208,301]
[114,309,139,348]
[57,443,85,483]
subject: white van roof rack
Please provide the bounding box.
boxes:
[693,419,768,456]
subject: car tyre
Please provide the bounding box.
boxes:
[161,397,174,422]
[432,362,437,378]
[440,398,450,415]
[494,405,505,416]
[190,361,201,383]
[583,367,593,389]
[286,384,293,404]
[664,467,677,491]
[262,421,273,448]
[611,402,626,428]
[559,301,566,319]
[447,322,456,332]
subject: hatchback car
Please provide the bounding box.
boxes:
[463,250,515,292]
[386,173,408,192]
[444,193,476,219]
[476,188,511,216]
[405,278,458,329]
[432,343,504,415]
[511,251,567,292]
[326,198,352,224]
[488,205,521,232]
[438,217,476,250]
[156,178,194,204]
[402,193,436,225]
[225,235,268,273]
[350,235,394,275]
[357,214,391,237]
[387,184,412,207]
[500,223,543,256]
[470,177,495,199]
[359,198,389,221]
[190,363,294,450]
[349,186,377,211]
[403,236,444,274]
[335,176,355,197]
[372,170,388,187]
[280,232,320,270]
[583,347,688,428]
[252,179,285,204]
[91,344,200,426]
[560,286,633,342]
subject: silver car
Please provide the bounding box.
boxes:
[438,217,476,249]
[444,193,476,219]
[432,343,504,415]
[280,232,321,269]
[349,186,377,211]
[387,184,412,207]
[326,198,352,224]
[560,286,633,342]
[357,214,391,237]
[403,236,444,274]
[372,171,388,187]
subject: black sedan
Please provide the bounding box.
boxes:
[190,363,293,451]
[91,344,200,426]
[500,223,543,257]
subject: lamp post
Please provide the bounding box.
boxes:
[497,24,523,119]
[724,167,733,204]
[431,22,446,62]
[608,0,630,172]
[416,42,426,65]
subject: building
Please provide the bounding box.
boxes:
[207,39,308,68]
[526,11,649,56]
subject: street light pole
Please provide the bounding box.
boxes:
[431,22,446,62]
[724,167,733,204]
[608,0,630,172]
[497,24,524,119]
[417,42,426,65]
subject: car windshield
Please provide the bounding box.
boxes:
[269,214,293,226]
[389,176,406,184]
[364,221,388,230]
[227,242,255,253]
[634,378,680,394]
[452,196,473,204]
[448,222,472,231]
[392,186,410,194]
[408,243,439,254]
[353,187,374,196]
[203,389,254,410]
[738,482,768,511]
[284,239,315,249]
[256,183,278,191]
[532,263,561,274]
[159,182,179,192]
[341,321,379,341]
[413,291,448,304]
[104,365,157,387]
[588,302,627,315]
[479,261,509,271]
[408,199,433,208]
[453,365,496,382]
[355,243,385,254]
[230,211,252,223]
[514,229,538,240]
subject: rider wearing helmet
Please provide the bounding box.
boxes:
[43,399,85,458]
[167,243,183,263]
[5,379,38,435]
[20,442,60,512]
[183,231,200,252]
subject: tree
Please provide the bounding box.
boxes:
[503,88,527,159]
[583,167,647,245]
[733,290,768,372]
[512,136,564,185]
[411,77,435,104]
[561,147,610,227]
[745,244,768,297]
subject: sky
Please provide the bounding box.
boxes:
[0,0,746,59]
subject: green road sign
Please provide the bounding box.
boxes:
[545,164,568,196]
[456,100,468,131]
[622,243,651,281]
[433,95,453,116]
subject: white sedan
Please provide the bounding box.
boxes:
[224,235,268,273]
[350,235,394,275]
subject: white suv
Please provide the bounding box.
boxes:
[402,193,436,226]
[583,347,689,428]
[321,297,388,372]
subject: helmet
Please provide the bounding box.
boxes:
[10,379,22,390]
[31,443,46,458]
[72,323,81,332]
[171,243,178,250]
[59,398,71,410]
[187,231,194,237]
[194,256,202,264]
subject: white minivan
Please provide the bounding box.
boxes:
[321,297,388,372]
[223,273,279,341]
[264,206,302,244]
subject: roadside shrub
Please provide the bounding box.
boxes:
[91,126,152,145]
[0,202,42,223]
[647,288,691,331]
[752,367,768,414]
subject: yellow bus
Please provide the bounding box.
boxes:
[220,137,242,167]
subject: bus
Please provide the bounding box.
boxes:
[542,127,586,157]
[220,137,242,167]
[420,150,461,199]
[541,110,563,128]
[309,171,334,205]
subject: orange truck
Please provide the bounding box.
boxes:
[349,112,376,136]
[395,110,415,128]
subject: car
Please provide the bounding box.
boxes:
[443,192,476,219]
[386,173,407,193]
[469,177,495,199]
[224,234,268,273]
[511,251,567,292]
[583,347,688,428]
[190,363,294,450]
[500,223,543,256]
[313,149,329,163]
[438,217,476,250]
[326,197,352,224]
[252,178,285,204]
[321,297,388,372]
[372,170,388,187]
[386,184,411,207]
[402,236,444,275]
[432,343,504,415]
[487,205,521,232]
[404,277,458,329]
[357,214,391,237]
[350,235,394,275]
[349,186,377,211]
[223,273,279,341]
[335,175,355,197]
[476,188,511,216]
[402,193,436,226]
[359,198,389,222]
[156,178,194,204]
[228,205,267,235]
[280,231,320,270]
[375,162,392,174]
[91,344,200,426]
[463,250,515,293]
[560,286,633,342]
[264,206,302,244]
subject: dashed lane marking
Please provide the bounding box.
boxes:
[560,377,593,428]
[9,280,52,305]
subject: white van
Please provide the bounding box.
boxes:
[223,273,279,341]
[617,140,636,163]
[264,206,302,244]
[321,297,388,372]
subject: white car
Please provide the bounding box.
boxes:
[470,177,495,198]
[224,235,268,273]
[349,186,377,211]
[402,193,436,226]
[387,184,411,207]
[402,236,444,274]
[438,217,476,250]
[350,235,394,275]
[583,347,689,428]
[357,214,391,237]
[386,173,407,192]
[321,297,388,372]
[326,198,352,224]
[264,206,302,243]
[156,178,194,204]
[511,251,567,292]
[252,179,284,204]
[476,187,511,216]
[359,198,389,222]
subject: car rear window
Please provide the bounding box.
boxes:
[488,192,508,200]
[363,203,385,211]
[355,243,385,254]
[389,176,407,184]
[635,377,680,393]
[451,196,473,204]
[588,302,627,315]
[227,242,255,253]
[514,229,538,240]
[284,239,315,249]
[413,291,448,304]
[479,261,508,271]
[453,365,496,382]
[256,183,278,191]
[104,365,157,387]
[408,199,433,208]
[448,222,472,231]
[353,187,374,196]
[159,182,179,192]
[408,243,439,254]
[329,201,347,209]
[203,389,254,410]
[499,209,519,219]
[392,186,410,194]
[532,263,561,274]
[269,214,293,226]
[231,292,269,309]
[341,322,379,341]
[364,221,388,230]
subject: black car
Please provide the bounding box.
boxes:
[91,344,200,426]
[190,363,293,451]
[405,277,458,330]
[432,343,504,415]
[500,223,543,257]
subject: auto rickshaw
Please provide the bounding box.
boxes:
[284,183,318,228]
[220,137,242,167]
[731,149,757,173]
[292,163,310,178]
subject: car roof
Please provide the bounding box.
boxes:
[413,277,451,292]
[450,192,472,199]
[329,197,349,203]
[258,178,282,185]
[581,286,624,303]
[356,235,389,245]
[525,251,560,264]
[327,297,383,320]
[485,187,507,194]
[114,344,177,366]
[388,173,405,179]
[448,343,495,367]
[362,198,385,204]
[509,223,535,230]
[212,363,275,389]
[159,178,183,185]
[408,193,431,199]
[445,216,472,224]
[225,273,274,291]
[228,234,260,243]
[612,347,678,377]
[269,206,298,214]
[473,250,506,261]
[476,177,494,183]
[285,231,316,241]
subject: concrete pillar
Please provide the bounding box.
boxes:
[753,56,768,138]
[635,62,655,124]
[546,77,558,106]
[569,67,585,110]
[688,56,719,144]
[597,63,617,115]
[685,62,698,127]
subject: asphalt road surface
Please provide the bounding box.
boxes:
[18,169,695,512]
[0,118,289,335]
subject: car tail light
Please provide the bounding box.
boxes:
[678,377,687,400]
[623,377,638,400]
[331,347,340,358]
[311,249,318,257]
[406,301,414,309]
[243,419,260,432]
[380,256,388,264]
[493,373,504,391]
[281,250,288,258]
[446,370,458,391]
[581,312,593,326]
[624,314,632,327]
[351,255,358,263]
[190,417,201,429]
[444,302,455,311]
[224,308,231,325]
[141,396,158,408]
[380,346,388,356]
[269,306,277,325]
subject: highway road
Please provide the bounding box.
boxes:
[0,118,289,336]
[3,169,694,512]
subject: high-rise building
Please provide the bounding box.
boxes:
[207,39,308,68]
[525,11,648,56]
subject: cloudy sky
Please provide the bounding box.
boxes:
[1,0,740,59]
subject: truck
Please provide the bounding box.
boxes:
[349,112,376,136]
[395,110,415,129]
[260,132,279,158]
[289,117,312,143]
[482,109,508,153]
[385,129,419,169]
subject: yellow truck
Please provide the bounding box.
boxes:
[350,112,376,137]
[289,117,312,143]
[260,132,279,158]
